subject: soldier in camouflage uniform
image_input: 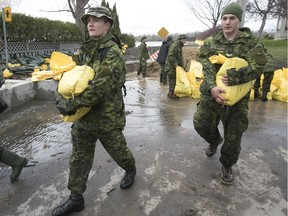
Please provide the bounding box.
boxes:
[164,34,188,99]
[52,6,136,216]
[193,2,274,185]
[253,71,274,101]
[137,36,149,77]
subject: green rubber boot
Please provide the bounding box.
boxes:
[0,148,28,181]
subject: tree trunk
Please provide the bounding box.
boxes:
[258,13,267,37]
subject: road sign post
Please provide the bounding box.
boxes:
[2,7,12,67]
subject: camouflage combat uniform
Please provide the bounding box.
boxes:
[164,39,185,92]
[57,32,136,194]
[137,41,149,77]
[193,27,273,168]
[253,70,274,93]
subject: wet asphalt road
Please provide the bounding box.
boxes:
[0,74,287,216]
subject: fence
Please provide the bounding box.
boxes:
[0,42,81,61]
[0,41,161,62]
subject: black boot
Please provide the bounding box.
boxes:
[206,137,223,157]
[262,91,268,102]
[0,148,28,182]
[120,168,136,189]
[52,192,85,216]
[221,166,234,185]
[167,90,179,99]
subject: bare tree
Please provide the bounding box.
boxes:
[185,0,232,30]
[246,0,283,37]
[67,0,91,33]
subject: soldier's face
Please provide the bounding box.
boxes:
[221,14,240,34]
[87,16,110,38]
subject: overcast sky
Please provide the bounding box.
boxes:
[4,0,277,36]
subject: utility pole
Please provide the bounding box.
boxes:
[237,0,247,27]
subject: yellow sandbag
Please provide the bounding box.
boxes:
[174,66,191,97]
[249,89,255,100]
[58,65,95,122]
[271,68,288,102]
[50,52,76,77]
[3,68,13,78]
[31,70,54,82]
[271,69,283,89]
[58,65,95,99]
[187,60,203,98]
[61,107,91,122]
[209,54,227,65]
[195,39,204,46]
[215,57,255,106]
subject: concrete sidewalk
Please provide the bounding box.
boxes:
[0,75,287,216]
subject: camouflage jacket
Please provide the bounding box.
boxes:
[68,32,127,131]
[165,39,184,72]
[138,42,149,60]
[199,27,274,98]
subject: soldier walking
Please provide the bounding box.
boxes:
[165,34,188,99]
[52,6,136,216]
[193,2,274,185]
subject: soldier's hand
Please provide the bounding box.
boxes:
[211,87,227,105]
[56,99,76,116]
[222,75,228,86]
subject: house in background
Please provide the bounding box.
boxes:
[274,16,287,40]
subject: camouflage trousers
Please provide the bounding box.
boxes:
[159,63,167,82]
[137,59,147,76]
[193,97,249,167]
[68,124,136,194]
[254,71,274,92]
[167,69,176,92]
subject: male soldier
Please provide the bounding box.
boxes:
[254,71,274,101]
[52,6,136,216]
[137,36,149,77]
[165,34,187,99]
[156,35,173,84]
[193,2,273,185]
[0,70,29,182]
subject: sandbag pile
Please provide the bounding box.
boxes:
[31,52,76,82]
[174,60,204,99]
[270,68,288,102]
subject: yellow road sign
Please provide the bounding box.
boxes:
[157,27,169,39]
[4,7,12,22]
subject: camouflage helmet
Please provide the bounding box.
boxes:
[178,34,188,40]
[81,6,114,26]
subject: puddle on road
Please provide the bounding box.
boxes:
[0,75,198,163]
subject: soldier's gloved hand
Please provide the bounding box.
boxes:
[246,45,268,66]
[55,91,65,104]
[56,98,77,116]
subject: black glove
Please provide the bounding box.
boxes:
[55,93,77,116]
